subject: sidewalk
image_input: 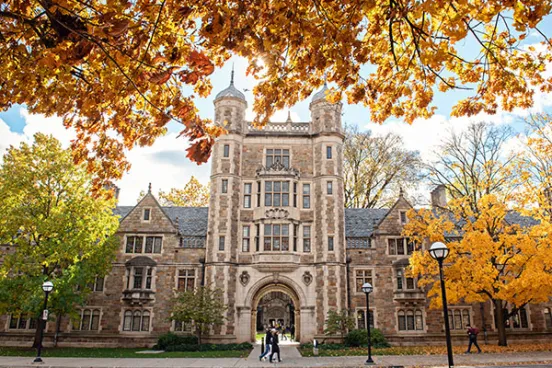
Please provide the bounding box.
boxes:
[0,349,551,367]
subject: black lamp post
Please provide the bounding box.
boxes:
[429,242,454,368]
[34,281,54,364]
[361,282,374,365]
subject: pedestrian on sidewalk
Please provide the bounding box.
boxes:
[465,323,482,353]
[259,328,272,361]
[269,329,282,363]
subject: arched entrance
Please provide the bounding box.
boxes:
[250,283,300,343]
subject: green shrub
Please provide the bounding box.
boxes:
[165,342,253,352]
[154,333,198,350]
[344,329,389,348]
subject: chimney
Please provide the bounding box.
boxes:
[430,185,447,208]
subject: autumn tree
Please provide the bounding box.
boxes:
[404,122,552,346]
[138,176,209,206]
[516,113,552,215]
[324,309,355,338]
[1,1,551,185]
[0,134,120,347]
[171,286,227,345]
[343,124,422,208]
[426,121,517,207]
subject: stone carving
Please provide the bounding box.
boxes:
[302,271,313,286]
[239,271,250,286]
[265,208,289,219]
[272,272,280,284]
[255,163,300,179]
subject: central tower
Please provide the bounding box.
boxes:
[205,76,346,343]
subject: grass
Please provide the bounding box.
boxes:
[0,347,250,358]
[299,343,552,357]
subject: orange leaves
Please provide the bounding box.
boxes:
[187,50,215,76]
[149,68,174,84]
[106,19,130,38]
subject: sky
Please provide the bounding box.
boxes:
[1,16,552,206]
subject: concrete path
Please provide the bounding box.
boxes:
[0,351,551,367]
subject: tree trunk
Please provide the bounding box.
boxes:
[494,300,508,346]
[196,325,202,345]
[53,314,62,347]
[32,319,44,348]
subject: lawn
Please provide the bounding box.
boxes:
[0,347,250,358]
[299,343,552,357]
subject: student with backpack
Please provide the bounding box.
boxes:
[465,324,482,353]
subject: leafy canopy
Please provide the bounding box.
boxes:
[1,1,551,185]
[0,133,120,318]
[138,176,210,207]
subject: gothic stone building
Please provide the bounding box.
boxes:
[1,79,552,347]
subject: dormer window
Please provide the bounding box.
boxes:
[400,211,407,224]
[143,208,151,221]
[266,149,290,168]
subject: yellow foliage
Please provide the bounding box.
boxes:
[1,1,551,187]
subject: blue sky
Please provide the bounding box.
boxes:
[1,15,551,205]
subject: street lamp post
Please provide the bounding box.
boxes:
[429,242,454,368]
[361,282,374,365]
[34,281,54,364]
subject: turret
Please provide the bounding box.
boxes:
[309,82,343,135]
[214,67,247,134]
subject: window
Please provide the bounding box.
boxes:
[355,269,373,293]
[400,211,407,224]
[544,308,552,329]
[174,320,192,333]
[326,146,332,159]
[123,310,150,332]
[347,238,371,248]
[328,236,334,251]
[448,309,471,330]
[244,183,252,208]
[128,267,154,290]
[223,144,230,158]
[181,237,205,248]
[293,225,298,251]
[255,224,260,251]
[8,314,37,330]
[125,236,162,254]
[398,309,424,331]
[73,309,101,331]
[266,149,290,168]
[242,226,250,252]
[303,226,311,252]
[256,182,261,207]
[88,276,104,292]
[293,183,297,207]
[357,309,374,329]
[177,269,196,292]
[265,181,290,207]
[143,208,151,221]
[222,179,228,194]
[388,238,415,255]
[327,181,333,195]
[509,307,529,329]
[303,184,311,209]
[219,236,225,251]
[396,269,416,290]
[263,224,290,251]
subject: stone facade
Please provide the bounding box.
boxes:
[1,80,552,347]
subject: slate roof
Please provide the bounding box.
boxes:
[114,206,209,237]
[344,208,389,237]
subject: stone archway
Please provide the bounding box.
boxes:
[250,283,301,343]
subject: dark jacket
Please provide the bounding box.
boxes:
[265,331,272,345]
[271,333,279,347]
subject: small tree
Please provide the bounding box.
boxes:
[171,286,227,344]
[324,309,355,338]
[138,176,210,207]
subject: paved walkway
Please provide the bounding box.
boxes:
[0,350,551,367]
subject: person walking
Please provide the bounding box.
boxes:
[465,323,482,353]
[290,324,295,341]
[269,329,282,363]
[259,328,272,361]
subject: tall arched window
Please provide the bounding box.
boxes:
[123,311,132,331]
[123,310,151,332]
[415,310,424,330]
[545,308,552,329]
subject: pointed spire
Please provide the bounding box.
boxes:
[399,186,404,197]
[148,182,152,194]
[286,110,292,123]
[230,63,235,85]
